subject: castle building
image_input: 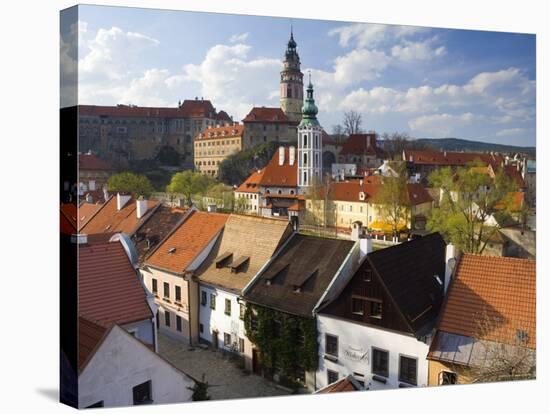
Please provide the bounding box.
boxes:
[280,28,304,123]
[297,76,323,188]
[193,123,244,177]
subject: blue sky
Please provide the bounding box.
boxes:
[62,5,536,146]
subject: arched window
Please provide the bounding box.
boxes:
[303,134,308,147]
[287,85,292,98]
[303,171,308,185]
[303,153,308,166]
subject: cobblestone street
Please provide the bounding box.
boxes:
[158,332,292,401]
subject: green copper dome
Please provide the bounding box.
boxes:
[299,75,320,127]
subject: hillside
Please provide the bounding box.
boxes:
[413,138,535,157]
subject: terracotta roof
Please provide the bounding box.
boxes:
[78,202,103,231]
[79,239,153,327]
[81,189,108,204]
[78,153,113,171]
[196,124,244,141]
[328,180,432,206]
[495,191,525,212]
[244,234,355,317]
[340,134,384,157]
[504,165,527,188]
[79,99,219,119]
[78,316,108,371]
[132,206,190,264]
[242,107,290,123]
[260,147,298,187]
[435,254,536,348]
[145,210,229,274]
[316,375,363,394]
[80,195,159,235]
[235,168,265,193]
[404,149,505,169]
[196,215,292,292]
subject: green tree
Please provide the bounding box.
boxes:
[205,183,234,211]
[166,170,215,206]
[373,163,409,239]
[427,162,516,254]
[107,172,154,198]
[187,374,210,401]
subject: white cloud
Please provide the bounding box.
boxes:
[328,23,426,49]
[408,112,477,136]
[229,32,249,43]
[496,128,527,137]
[391,38,446,62]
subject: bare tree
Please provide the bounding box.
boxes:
[383,132,410,160]
[469,310,536,383]
[331,124,346,143]
[343,111,363,135]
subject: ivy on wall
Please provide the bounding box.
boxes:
[244,303,318,383]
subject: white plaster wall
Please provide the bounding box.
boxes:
[198,284,246,353]
[316,314,431,391]
[122,319,154,346]
[78,326,194,408]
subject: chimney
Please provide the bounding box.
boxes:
[278,146,285,166]
[359,236,372,260]
[85,193,93,203]
[136,197,148,219]
[71,233,88,245]
[103,187,109,202]
[117,193,131,211]
[289,215,299,232]
[88,180,96,191]
[289,146,296,166]
[351,221,364,241]
[444,244,457,295]
[207,204,217,213]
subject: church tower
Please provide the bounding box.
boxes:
[280,28,304,123]
[298,74,323,189]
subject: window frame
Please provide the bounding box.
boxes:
[163,282,170,299]
[371,347,390,378]
[224,298,232,316]
[327,369,339,385]
[151,278,158,294]
[398,354,418,386]
[368,299,383,319]
[175,285,182,303]
[176,315,182,332]
[210,293,216,310]
[164,310,171,327]
[132,380,153,405]
[351,296,365,315]
[325,333,339,357]
[201,290,207,306]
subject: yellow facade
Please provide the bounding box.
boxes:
[428,359,473,386]
[194,127,243,177]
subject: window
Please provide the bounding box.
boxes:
[201,291,207,306]
[224,332,232,347]
[303,134,308,147]
[364,269,372,282]
[210,293,216,310]
[239,303,246,319]
[369,300,383,319]
[151,278,157,294]
[132,380,153,405]
[372,348,389,377]
[225,299,231,316]
[164,311,171,327]
[175,286,181,303]
[327,370,339,385]
[303,153,308,166]
[176,315,182,332]
[352,297,365,315]
[163,282,170,299]
[238,337,245,353]
[325,334,338,357]
[399,356,418,385]
[439,371,457,385]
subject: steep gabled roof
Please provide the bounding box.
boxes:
[132,206,190,265]
[366,233,447,335]
[196,215,292,293]
[145,210,229,274]
[435,254,536,348]
[235,168,265,193]
[260,147,298,187]
[242,107,290,123]
[80,195,159,235]
[316,375,363,394]
[77,202,103,231]
[244,234,355,317]
[340,134,383,157]
[79,239,153,327]
[78,153,113,171]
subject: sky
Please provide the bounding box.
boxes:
[61,5,536,146]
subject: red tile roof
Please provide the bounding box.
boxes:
[145,210,229,274]
[79,99,220,119]
[235,168,265,193]
[78,316,108,371]
[504,165,527,188]
[78,202,103,230]
[339,134,382,156]
[437,254,536,348]
[80,195,159,235]
[216,110,233,123]
[242,107,290,123]
[78,153,113,171]
[404,149,505,168]
[259,147,298,187]
[328,180,432,205]
[79,239,153,327]
[196,124,244,141]
[316,375,362,394]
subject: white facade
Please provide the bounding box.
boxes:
[298,125,323,188]
[316,314,431,391]
[198,283,248,354]
[79,325,194,408]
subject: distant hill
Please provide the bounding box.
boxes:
[412,138,536,157]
